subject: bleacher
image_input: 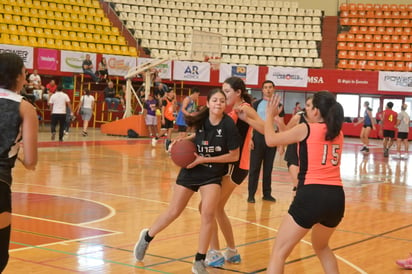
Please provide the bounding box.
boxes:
[109,0,324,68]
[0,0,137,56]
[337,3,412,71]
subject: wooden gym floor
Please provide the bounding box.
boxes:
[4,127,412,273]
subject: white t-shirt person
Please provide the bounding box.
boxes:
[49,91,70,114]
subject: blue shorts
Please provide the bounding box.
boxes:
[288,184,345,229]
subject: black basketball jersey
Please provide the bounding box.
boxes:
[0,88,23,186]
[177,114,241,184]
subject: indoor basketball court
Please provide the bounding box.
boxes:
[4,128,411,273]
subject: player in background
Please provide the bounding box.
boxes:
[381,102,398,157]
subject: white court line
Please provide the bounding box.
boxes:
[14,191,117,225]
[10,212,121,253]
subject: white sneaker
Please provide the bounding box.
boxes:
[395,153,401,158]
[402,154,409,159]
[133,228,150,261]
[151,138,157,147]
[205,249,224,267]
[223,248,241,264]
[192,260,208,274]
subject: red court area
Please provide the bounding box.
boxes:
[10,193,114,250]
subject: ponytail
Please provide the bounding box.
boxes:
[185,88,225,130]
[325,102,344,140]
[185,106,209,130]
[312,91,344,141]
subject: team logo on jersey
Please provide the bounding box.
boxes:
[216,129,223,137]
[202,140,209,145]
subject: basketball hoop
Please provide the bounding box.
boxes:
[208,56,221,71]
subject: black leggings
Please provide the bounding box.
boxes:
[0,225,10,272]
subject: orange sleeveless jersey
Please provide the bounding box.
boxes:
[163,97,175,121]
[382,109,397,131]
[227,102,252,170]
[298,123,343,186]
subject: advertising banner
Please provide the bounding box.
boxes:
[0,44,34,69]
[267,67,308,87]
[37,48,58,71]
[219,64,259,85]
[306,69,379,93]
[378,71,412,92]
[104,54,137,77]
[173,61,210,82]
[137,57,172,79]
[60,51,97,73]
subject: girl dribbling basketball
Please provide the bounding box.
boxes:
[134,89,241,274]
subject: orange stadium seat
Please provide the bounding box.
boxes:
[376,61,385,70]
[385,61,395,70]
[376,51,385,60]
[365,60,377,70]
[365,51,375,60]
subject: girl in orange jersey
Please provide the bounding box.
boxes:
[205,76,265,267]
[264,91,345,274]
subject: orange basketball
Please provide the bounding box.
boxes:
[170,140,197,168]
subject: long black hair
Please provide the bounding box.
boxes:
[223,76,252,105]
[312,91,344,140]
[0,53,24,91]
[185,89,225,130]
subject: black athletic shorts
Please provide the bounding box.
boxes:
[177,177,222,192]
[161,118,174,129]
[288,184,345,229]
[397,132,408,140]
[0,182,11,213]
[226,162,248,185]
[284,143,298,167]
[383,130,395,138]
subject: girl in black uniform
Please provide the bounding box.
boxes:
[0,53,38,272]
[134,89,241,274]
[283,96,312,192]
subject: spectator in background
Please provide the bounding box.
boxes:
[293,101,302,114]
[97,57,109,81]
[28,69,42,90]
[43,79,57,101]
[82,54,99,83]
[248,80,283,203]
[175,88,200,138]
[382,101,398,157]
[395,104,410,159]
[28,69,44,101]
[77,88,95,137]
[119,84,126,110]
[143,93,159,147]
[49,84,72,142]
[104,81,120,111]
[154,82,168,106]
